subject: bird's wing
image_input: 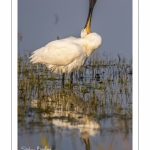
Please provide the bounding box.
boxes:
[30,39,86,66]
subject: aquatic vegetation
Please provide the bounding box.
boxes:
[18,52,132,150]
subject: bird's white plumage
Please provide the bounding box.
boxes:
[29,0,101,75]
[30,30,102,74]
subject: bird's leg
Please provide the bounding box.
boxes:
[83,134,90,150]
[70,72,73,88]
[62,73,65,88]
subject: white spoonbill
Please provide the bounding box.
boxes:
[30,0,102,86]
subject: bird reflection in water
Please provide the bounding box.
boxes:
[30,90,100,150]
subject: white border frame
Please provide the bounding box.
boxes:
[133,0,139,149]
[10,0,140,149]
[0,0,12,149]
[12,0,17,149]
[139,0,150,150]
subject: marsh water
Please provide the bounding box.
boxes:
[18,53,132,150]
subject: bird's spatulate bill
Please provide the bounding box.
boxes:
[84,0,97,33]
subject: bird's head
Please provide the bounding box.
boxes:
[80,0,101,57]
[81,29,88,38]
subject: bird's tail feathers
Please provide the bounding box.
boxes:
[29,47,44,64]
